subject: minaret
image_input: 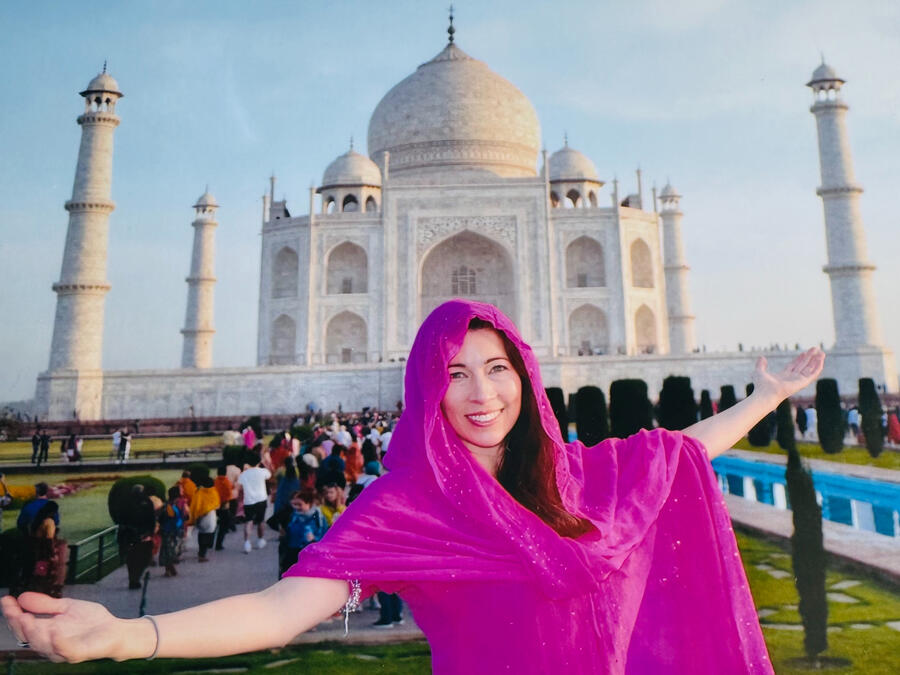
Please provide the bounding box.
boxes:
[807,62,883,349]
[658,182,697,354]
[181,189,218,368]
[41,68,122,418]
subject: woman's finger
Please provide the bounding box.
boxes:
[1,596,28,644]
[17,593,70,616]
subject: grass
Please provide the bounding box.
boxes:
[733,437,900,471]
[0,436,221,464]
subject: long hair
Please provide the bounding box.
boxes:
[467,319,594,539]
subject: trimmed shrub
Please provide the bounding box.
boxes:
[858,378,883,458]
[718,385,737,413]
[780,397,828,660]
[290,424,314,443]
[699,389,714,420]
[815,379,844,454]
[745,383,774,447]
[544,387,569,442]
[107,475,166,524]
[574,386,608,446]
[776,400,797,451]
[795,404,808,435]
[0,418,23,441]
[657,376,698,430]
[609,379,653,438]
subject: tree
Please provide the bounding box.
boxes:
[574,386,608,445]
[777,399,828,661]
[699,389,714,420]
[858,378,884,458]
[718,385,737,413]
[746,383,773,447]
[609,379,653,438]
[815,379,844,454]
[544,387,569,442]
[657,376,698,430]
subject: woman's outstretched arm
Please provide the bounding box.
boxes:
[2,575,348,663]
[683,347,825,460]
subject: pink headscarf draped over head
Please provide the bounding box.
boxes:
[286,300,772,672]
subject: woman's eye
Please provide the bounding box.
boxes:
[490,363,508,374]
[449,371,466,380]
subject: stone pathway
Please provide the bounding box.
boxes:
[0,529,423,653]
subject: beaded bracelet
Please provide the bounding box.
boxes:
[143,615,160,660]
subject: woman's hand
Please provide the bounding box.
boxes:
[2,593,152,663]
[751,347,826,403]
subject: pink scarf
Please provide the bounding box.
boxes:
[286,300,772,672]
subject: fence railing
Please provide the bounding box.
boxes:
[66,525,121,584]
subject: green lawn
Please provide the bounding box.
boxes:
[0,436,221,464]
[733,437,900,471]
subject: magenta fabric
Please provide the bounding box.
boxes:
[285,299,773,674]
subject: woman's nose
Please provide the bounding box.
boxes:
[470,373,497,402]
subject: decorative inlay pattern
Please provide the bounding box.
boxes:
[416,215,516,256]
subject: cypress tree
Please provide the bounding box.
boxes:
[544,387,569,442]
[718,385,737,413]
[795,404,808,436]
[699,389,714,420]
[746,383,773,447]
[657,376,698,430]
[858,378,884,458]
[574,386,609,446]
[815,379,844,454]
[776,399,796,451]
[609,379,653,438]
[778,399,828,661]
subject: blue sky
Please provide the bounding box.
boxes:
[1,0,898,401]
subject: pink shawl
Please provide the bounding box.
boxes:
[286,299,772,673]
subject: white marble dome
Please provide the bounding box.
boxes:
[322,149,382,188]
[82,71,122,95]
[808,62,844,88]
[548,145,600,183]
[660,182,678,197]
[367,42,541,179]
[193,190,218,208]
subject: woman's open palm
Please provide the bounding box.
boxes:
[2,593,129,662]
[752,347,826,402]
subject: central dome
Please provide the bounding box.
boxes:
[367,43,541,180]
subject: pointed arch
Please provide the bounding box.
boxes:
[419,231,515,321]
[565,189,581,208]
[630,239,654,288]
[550,191,560,208]
[566,236,605,288]
[342,194,359,212]
[326,241,368,294]
[270,314,296,364]
[635,305,657,354]
[365,196,377,213]
[272,246,299,298]
[569,304,609,355]
[325,311,367,364]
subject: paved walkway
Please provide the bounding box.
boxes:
[0,529,423,653]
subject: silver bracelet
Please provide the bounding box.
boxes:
[143,615,160,660]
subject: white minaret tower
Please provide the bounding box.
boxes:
[40,67,122,419]
[658,182,697,354]
[180,189,218,368]
[807,62,883,349]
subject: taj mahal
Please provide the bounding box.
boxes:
[34,25,897,421]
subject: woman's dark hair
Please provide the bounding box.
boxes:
[167,486,181,501]
[291,488,318,505]
[467,318,593,539]
[361,438,378,464]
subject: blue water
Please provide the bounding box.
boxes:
[711,455,900,538]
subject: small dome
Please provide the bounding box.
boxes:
[321,149,382,189]
[81,71,122,96]
[807,62,844,87]
[660,182,679,198]
[548,145,600,183]
[193,190,218,208]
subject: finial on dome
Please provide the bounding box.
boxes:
[349,135,354,151]
[564,132,568,147]
[102,59,107,74]
[448,5,455,43]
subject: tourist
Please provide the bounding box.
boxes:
[804,405,818,440]
[12,501,67,599]
[115,485,157,590]
[111,429,121,459]
[176,470,197,505]
[267,488,328,579]
[343,436,363,485]
[316,472,346,526]
[30,430,41,465]
[0,474,12,533]
[158,487,185,577]
[2,300,824,672]
[213,466,235,551]
[189,477,220,562]
[64,434,81,462]
[17,483,58,535]
[318,444,346,477]
[237,458,271,554]
[273,457,300,514]
[37,431,51,467]
[117,428,132,463]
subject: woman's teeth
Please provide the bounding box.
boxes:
[467,410,501,423]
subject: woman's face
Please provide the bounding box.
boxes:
[442,328,522,467]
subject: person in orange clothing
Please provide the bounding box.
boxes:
[176,471,197,505]
[213,466,234,551]
[188,477,220,562]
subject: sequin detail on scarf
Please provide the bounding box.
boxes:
[343,579,362,636]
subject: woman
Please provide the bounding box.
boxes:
[158,487,186,577]
[189,477,220,562]
[115,485,157,590]
[2,300,824,672]
[268,488,328,579]
[12,501,67,599]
